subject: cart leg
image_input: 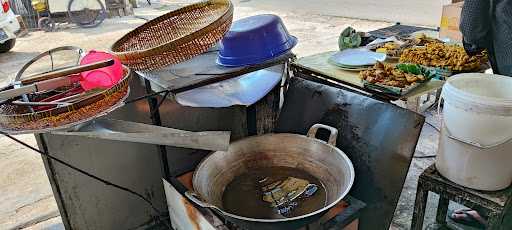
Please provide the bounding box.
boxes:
[436,196,449,226]
[411,179,429,230]
[406,96,421,113]
[487,212,503,230]
[144,79,170,180]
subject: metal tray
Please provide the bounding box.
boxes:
[363,79,425,96]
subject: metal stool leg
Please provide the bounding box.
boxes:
[411,179,429,230]
[406,96,421,112]
[436,196,449,226]
[487,212,503,230]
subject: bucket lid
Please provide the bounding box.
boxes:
[442,73,512,116]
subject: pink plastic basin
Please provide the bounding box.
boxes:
[80,50,123,90]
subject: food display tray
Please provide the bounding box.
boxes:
[363,80,425,96]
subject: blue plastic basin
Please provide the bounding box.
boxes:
[217,14,297,67]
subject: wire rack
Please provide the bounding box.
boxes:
[111,0,234,71]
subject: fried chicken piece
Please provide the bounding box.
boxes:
[360,63,427,88]
[375,61,385,70]
[391,69,405,79]
[405,73,419,83]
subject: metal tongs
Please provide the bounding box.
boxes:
[0,59,114,103]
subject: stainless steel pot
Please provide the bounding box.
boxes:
[186,124,355,230]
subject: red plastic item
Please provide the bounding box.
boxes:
[2,0,9,13]
[35,85,84,111]
[79,50,123,91]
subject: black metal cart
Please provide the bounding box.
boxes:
[32,23,432,229]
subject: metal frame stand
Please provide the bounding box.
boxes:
[411,165,512,230]
[144,79,172,181]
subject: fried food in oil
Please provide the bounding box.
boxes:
[400,43,487,71]
[360,62,425,88]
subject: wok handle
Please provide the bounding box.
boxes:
[185,191,223,212]
[307,124,338,146]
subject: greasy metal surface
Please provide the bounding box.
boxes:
[137,49,294,92]
[169,172,366,230]
[191,125,355,230]
[322,196,366,229]
[275,77,425,230]
[35,76,168,229]
[35,75,250,229]
[52,118,231,151]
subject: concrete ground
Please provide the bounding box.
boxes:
[0,1,454,229]
[236,0,451,27]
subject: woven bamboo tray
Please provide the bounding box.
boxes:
[0,66,131,134]
[111,0,234,71]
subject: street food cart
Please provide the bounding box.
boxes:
[1,0,508,229]
[29,48,423,229]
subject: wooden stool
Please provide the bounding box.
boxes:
[411,165,512,230]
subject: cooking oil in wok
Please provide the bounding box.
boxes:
[222,166,327,219]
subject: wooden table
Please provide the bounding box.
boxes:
[291,51,445,112]
[411,165,512,230]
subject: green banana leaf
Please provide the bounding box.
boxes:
[395,63,439,81]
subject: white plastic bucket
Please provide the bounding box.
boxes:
[436,73,512,191]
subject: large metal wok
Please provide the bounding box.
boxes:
[186,124,355,230]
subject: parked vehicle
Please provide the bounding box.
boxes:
[33,0,107,32]
[0,0,20,52]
